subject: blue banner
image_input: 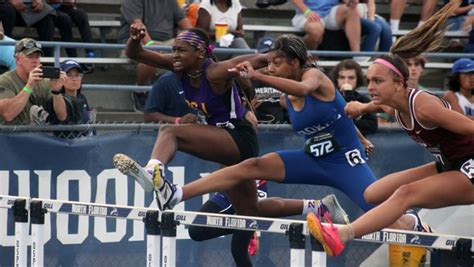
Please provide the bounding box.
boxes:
[0,129,433,266]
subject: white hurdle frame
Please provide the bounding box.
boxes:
[1,195,473,267]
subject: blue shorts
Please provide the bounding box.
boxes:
[277,148,376,211]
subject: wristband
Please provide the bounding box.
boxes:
[303,8,311,17]
[51,90,61,95]
[145,40,154,46]
[22,86,32,95]
[175,117,181,124]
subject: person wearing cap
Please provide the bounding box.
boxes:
[0,38,67,125]
[59,59,91,124]
[42,59,92,138]
[443,58,474,119]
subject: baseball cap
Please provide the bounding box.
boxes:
[256,37,274,53]
[60,59,83,73]
[15,38,43,55]
[452,58,474,74]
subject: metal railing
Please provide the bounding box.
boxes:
[1,40,473,66]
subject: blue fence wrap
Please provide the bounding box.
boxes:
[0,128,433,266]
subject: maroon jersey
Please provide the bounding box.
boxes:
[395,89,474,166]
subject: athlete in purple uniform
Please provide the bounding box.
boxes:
[307,0,474,256]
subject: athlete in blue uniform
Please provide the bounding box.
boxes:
[150,34,377,218]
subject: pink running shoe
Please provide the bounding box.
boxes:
[248,232,259,256]
[307,212,345,256]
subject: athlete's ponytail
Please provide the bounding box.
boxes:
[390,0,461,58]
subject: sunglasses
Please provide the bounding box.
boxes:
[19,41,42,51]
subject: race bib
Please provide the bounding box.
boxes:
[345,148,366,167]
[460,159,474,180]
[304,133,340,157]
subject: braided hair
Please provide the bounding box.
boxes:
[268,35,309,68]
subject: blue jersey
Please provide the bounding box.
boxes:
[180,59,247,125]
[279,90,376,211]
[285,90,362,161]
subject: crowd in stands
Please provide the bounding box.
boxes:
[0,0,472,137]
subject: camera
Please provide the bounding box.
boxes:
[42,66,60,79]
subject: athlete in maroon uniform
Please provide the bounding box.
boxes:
[304,0,474,256]
[395,88,473,171]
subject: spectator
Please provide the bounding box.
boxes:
[43,59,92,138]
[0,38,67,125]
[445,0,473,32]
[118,0,192,110]
[250,37,289,124]
[389,0,438,31]
[196,0,250,49]
[443,58,474,119]
[445,0,474,54]
[330,59,378,135]
[143,71,194,123]
[292,0,361,53]
[358,0,392,52]
[51,1,96,73]
[0,0,55,56]
[404,55,426,90]
[0,22,16,73]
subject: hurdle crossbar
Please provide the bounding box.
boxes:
[1,195,473,267]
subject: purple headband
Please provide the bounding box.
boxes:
[373,58,404,80]
[176,31,214,56]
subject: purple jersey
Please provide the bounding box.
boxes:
[396,89,474,165]
[180,59,247,125]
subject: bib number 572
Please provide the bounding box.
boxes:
[309,141,334,157]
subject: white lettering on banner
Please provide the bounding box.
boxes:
[129,178,145,242]
[225,217,246,229]
[361,232,381,241]
[56,170,91,245]
[72,204,87,214]
[382,232,407,243]
[0,171,52,247]
[0,170,12,246]
[207,216,223,226]
[94,169,127,243]
[0,166,212,248]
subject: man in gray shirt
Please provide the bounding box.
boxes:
[0,38,67,125]
[118,0,192,44]
[118,0,192,111]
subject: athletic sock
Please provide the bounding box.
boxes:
[145,159,161,172]
[302,199,322,215]
[171,185,183,206]
[390,19,400,32]
[337,224,355,244]
[417,20,425,28]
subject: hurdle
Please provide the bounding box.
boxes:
[1,195,473,267]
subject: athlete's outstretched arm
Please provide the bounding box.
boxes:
[229,61,323,96]
[206,54,268,92]
[125,23,174,70]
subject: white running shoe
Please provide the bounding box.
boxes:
[321,194,350,225]
[405,209,433,233]
[153,163,177,210]
[113,153,155,192]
